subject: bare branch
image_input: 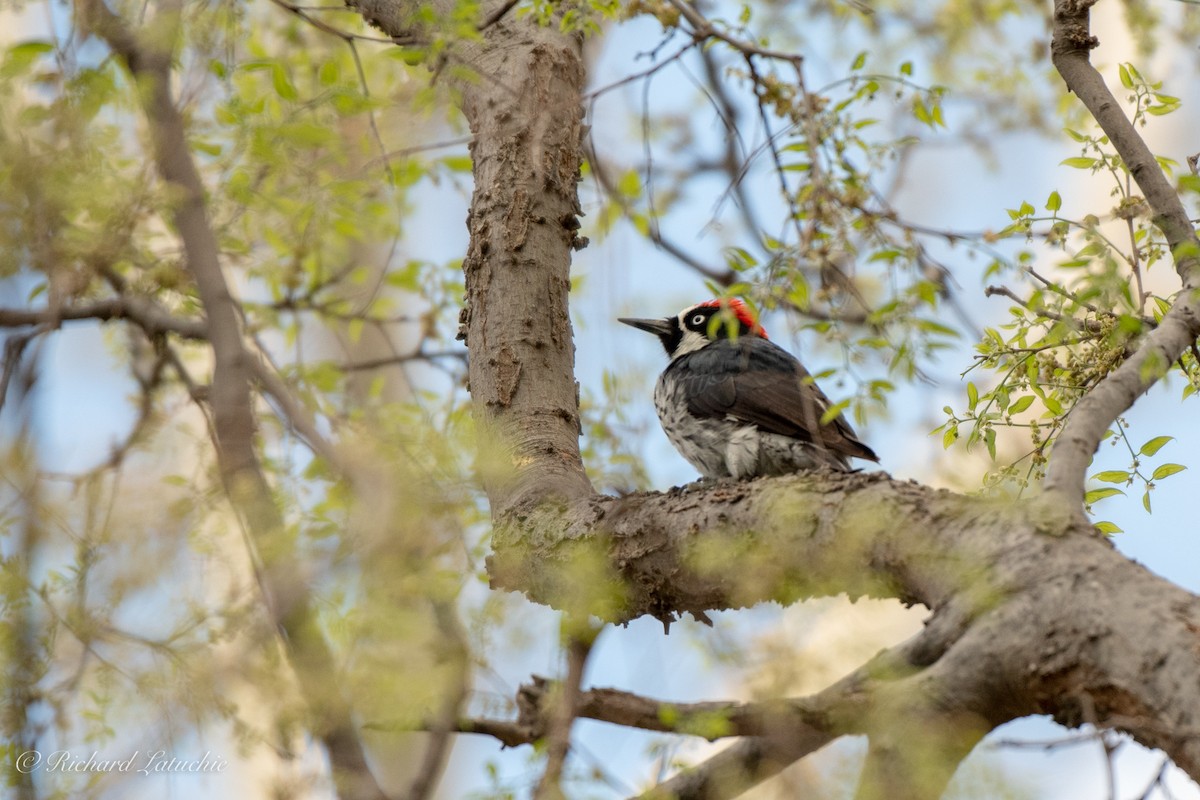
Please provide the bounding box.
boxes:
[245,341,348,474]
[533,630,595,800]
[480,0,520,29]
[664,0,805,64]
[0,298,207,339]
[0,329,47,419]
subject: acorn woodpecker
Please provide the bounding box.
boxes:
[619,299,878,479]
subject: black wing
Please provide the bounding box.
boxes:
[670,337,879,462]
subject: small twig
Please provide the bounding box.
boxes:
[480,0,520,29]
[246,342,349,476]
[339,350,466,372]
[267,0,403,43]
[985,284,1105,333]
[1025,267,1113,320]
[664,0,805,64]
[0,298,208,339]
[532,627,595,800]
[0,329,46,419]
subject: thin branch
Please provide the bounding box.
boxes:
[339,349,466,372]
[480,0,520,30]
[0,329,47,418]
[984,284,1105,334]
[245,343,348,475]
[664,0,805,64]
[585,135,732,284]
[1025,267,1132,323]
[406,602,471,800]
[0,298,208,339]
[267,0,403,43]
[533,629,595,800]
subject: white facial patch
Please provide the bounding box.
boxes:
[672,328,710,358]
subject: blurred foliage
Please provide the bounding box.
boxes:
[0,0,1195,797]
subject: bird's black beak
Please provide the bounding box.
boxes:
[618,317,675,338]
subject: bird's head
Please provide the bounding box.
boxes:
[619,299,768,360]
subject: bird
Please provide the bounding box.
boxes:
[619,299,878,479]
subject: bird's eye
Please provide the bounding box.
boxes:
[691,314,706,326]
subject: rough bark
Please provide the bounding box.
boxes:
[363,0,595,517]
[492,472,1200,781]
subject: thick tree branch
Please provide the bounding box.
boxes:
[1045,0,1200,502]
[490,471,1200,786]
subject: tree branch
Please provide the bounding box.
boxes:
[664,0,804,64]
[0,298,208,339]
[533,630,594,800]
[490,470,1200,784]
[1045,0,1200,503]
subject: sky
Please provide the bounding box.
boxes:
[6,1,1200,798]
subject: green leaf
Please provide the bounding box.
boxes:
[440,155,474,173]
[1151,463,1186,480]
[617,169,641,198]
[1139,436,1173,456]
[2,40,54,77]
[1008,395,1034,414]
[942,425,958,449]
[1092,470,1131,484]
[966,382,978,411]
[1084,487,1124,503]
[913,97,931,126]
[1093,521,1123,534]
[271,63,298,101]
[391,47,427,66]
[984,428,996,460]
[1143,490,1152,513]
[819,399,851,426]
[318,60,340,85]
[1061,157,1097,169]
[1045,190,1061,212]
[851,51,867,71]
[1118,63,1133,89]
